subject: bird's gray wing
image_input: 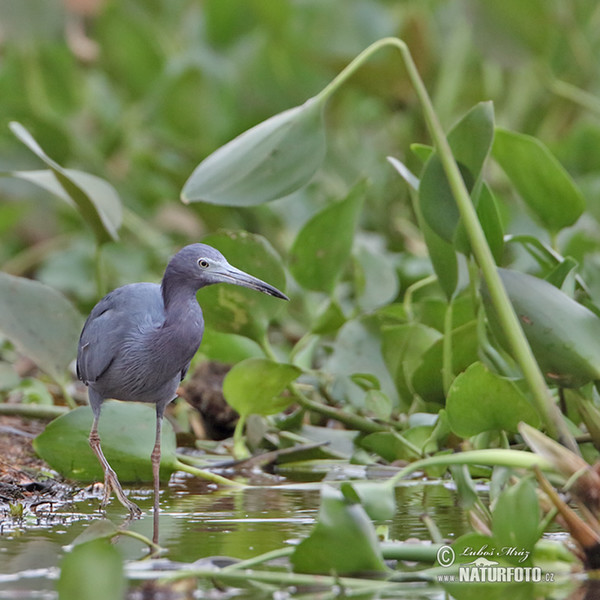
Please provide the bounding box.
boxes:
[76,283,163,385]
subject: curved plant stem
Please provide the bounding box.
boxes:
[172,459,246,488]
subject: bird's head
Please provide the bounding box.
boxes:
[165,243,289,300]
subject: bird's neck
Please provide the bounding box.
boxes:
[161,279,202,326]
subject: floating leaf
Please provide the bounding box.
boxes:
[34,402,177,483]
[8,122,122,243]
[198,230,287,342]
[484,268,600,387]
[290,486,387,575]
[223,358,301,418]
[446,362,539,437]
[181,97,326,206]
[493,128,585,233]
[341,481,396,521]
[57,539,125,600]
[289,183,364,294]
[0,272,82,380]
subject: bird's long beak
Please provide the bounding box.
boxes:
[219,264,289,300]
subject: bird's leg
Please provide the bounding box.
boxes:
[89,414,142,516]
[151,407,164,545]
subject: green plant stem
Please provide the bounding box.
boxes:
[550,78,600,117]
[0,403,69,418]
[441,300,454,396]
[387,448,555,489]
[292,384,389,434]
[232,414,251,459]
[173,459,246,488]
[403,274,436,321]
[161,565,417,588]
[221,547,294,571]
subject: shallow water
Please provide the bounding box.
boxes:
[0,472,470,597]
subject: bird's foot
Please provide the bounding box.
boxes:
[101,469,142,517]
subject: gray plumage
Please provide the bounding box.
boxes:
[76,243,288,543]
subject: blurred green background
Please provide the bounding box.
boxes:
[1,0,600,313]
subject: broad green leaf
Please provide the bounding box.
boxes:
[446,362,539,437]
[34,402,177,483]
[71,520,119,547]
[382,323,441,404]
[290,486,387,575]
[57,539,125,600]
[484,268,600,387]
[181,97,326,206]
[492,477,540,563]
[311,299,347,335]
[341,481,396,521]
[412,320,480,403]
[9,122,122,243]
[0,272,82,380]
[475,183,504,264]
[422,216,459,300]
[326,317,398,408]
[353,242,399,311]
[419,102,495,243]
[493,128,585,233]
[447,101,495,179]
[389,153,459,301]
[197,231,287,342]
[223,358,301,417]
[289,183,364,293]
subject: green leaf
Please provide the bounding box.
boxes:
[290,486,387,575]
[411,320,480,403]
[289,183,364,293]
[353,242,399,311]
[181,97,326,206]
[8,123,122,243]
[446,362,539,437]
[341,481,396,521]
[223,358,301,417]
[492,477,540,563]
[0,272,82,380]
[422,217,459,300]
[475,183,504,264]
[197,230,287,342]
[419,102,495,243]
[382,323,441,405]
[493,128,585,233]
[34,402,177,483]
[57,539,125,600]
[484,268,600,387]
[326,317,398,408]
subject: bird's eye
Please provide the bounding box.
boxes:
[197,258,210,269]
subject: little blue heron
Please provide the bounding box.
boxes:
[76,243,288,543]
